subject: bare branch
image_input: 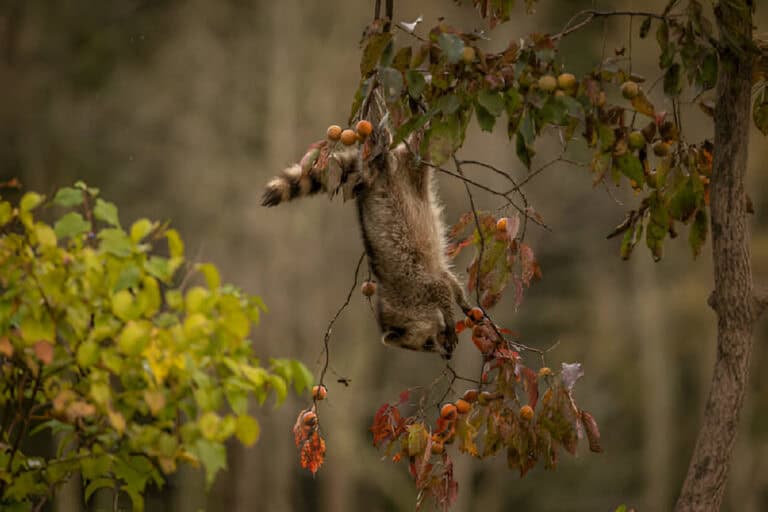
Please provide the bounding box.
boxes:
[317,252,365,391]
[554,9,670,41]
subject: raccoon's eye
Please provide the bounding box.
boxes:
[383,326,407,343]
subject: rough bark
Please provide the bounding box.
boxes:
[675,2,759,510]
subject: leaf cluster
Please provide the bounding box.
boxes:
[0,183,312,510]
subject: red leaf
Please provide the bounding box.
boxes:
[34,341,54,365]
[520,243,536,286]
[580,410,603,453]
[299,431,326,475]
[521,367,539,409]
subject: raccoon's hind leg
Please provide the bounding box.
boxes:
[444,271,472,315]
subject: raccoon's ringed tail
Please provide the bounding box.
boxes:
[261,164,320,207]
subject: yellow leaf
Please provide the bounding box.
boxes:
[108,410,126,435]
[34,223,57,248]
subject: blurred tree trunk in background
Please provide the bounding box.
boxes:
[633,258,672,510]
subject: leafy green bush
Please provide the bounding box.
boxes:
[0,182,312,510]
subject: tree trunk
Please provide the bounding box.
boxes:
[675,1,764,510]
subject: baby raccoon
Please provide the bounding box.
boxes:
[262,123,470,358]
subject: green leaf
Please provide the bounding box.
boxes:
[424,115,460,165]
[475,105,496,132]
[20,192,44,213]
[289,360,314,394]
[193,439,227,488]
[477,90,505,117]
[668,177,698,222]
[77,340,100,368]
[689,209,708,258]
[129,218,154,242]
[436,94,460,115]
[663,63,683,97]
[614,153,644,185]
[20,315,55,344]
[114,266,141,292]
[392,113,431,146]
[197,263,221,290]
[93,198,120,227]
[99,228,133,257]
[437,33,465,64]
[84,478,114,503]
[379,67,403,103]
[34,223,57,248]
[598,125,616,152]
[639,17,652,38]
[54,212,91,239]
[360,33,392,76]
[0,201,11,226]
[268,374,288,406]
[699,52,718,90]
[406,70,426,99]
[165,229,184,259]
[753,95,768,136]
[145,256,173,282]
[117,320,151,356]
[504,88,523,116]
[53,187,84,207]
[235,415,260,446]
[538,96,569,126]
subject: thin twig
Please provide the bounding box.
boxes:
[317,252,366,390]
[553,9,670,41]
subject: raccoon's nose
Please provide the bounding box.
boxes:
[422,337,436,351]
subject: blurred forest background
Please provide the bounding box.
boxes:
[1,0,767,511]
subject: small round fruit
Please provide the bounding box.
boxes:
[361,281,376,297]
[628,130,646,151]
[653,141,671,157]
[468,307,484,322]
[461,46,476,64]
[326,125,342,141]
[440,403,458,420]
[538,75,558,92]
[455,399,471,414]
[302,411,318,426]
[431,440,445,454]
[312,385,327,400]
[538,367,552,378]
[463,317,475,328]
[455,320,466,334]
[620,81,640,100]
[496,217,508,232]
[557,73,577,91]
[554,90,566,98]
[462,389,479,403]
[520,405,534,421]
[340,129,357,146]
[356,120,373,138]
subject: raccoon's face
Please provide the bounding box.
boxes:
[379,305,457,359]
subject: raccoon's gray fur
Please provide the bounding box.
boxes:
[262,127,470,358]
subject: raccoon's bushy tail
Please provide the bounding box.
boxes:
[261,147,359,207]
[261,164,324,207]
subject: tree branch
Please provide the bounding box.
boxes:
[554,9,671,41]
[317,252,365,392]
